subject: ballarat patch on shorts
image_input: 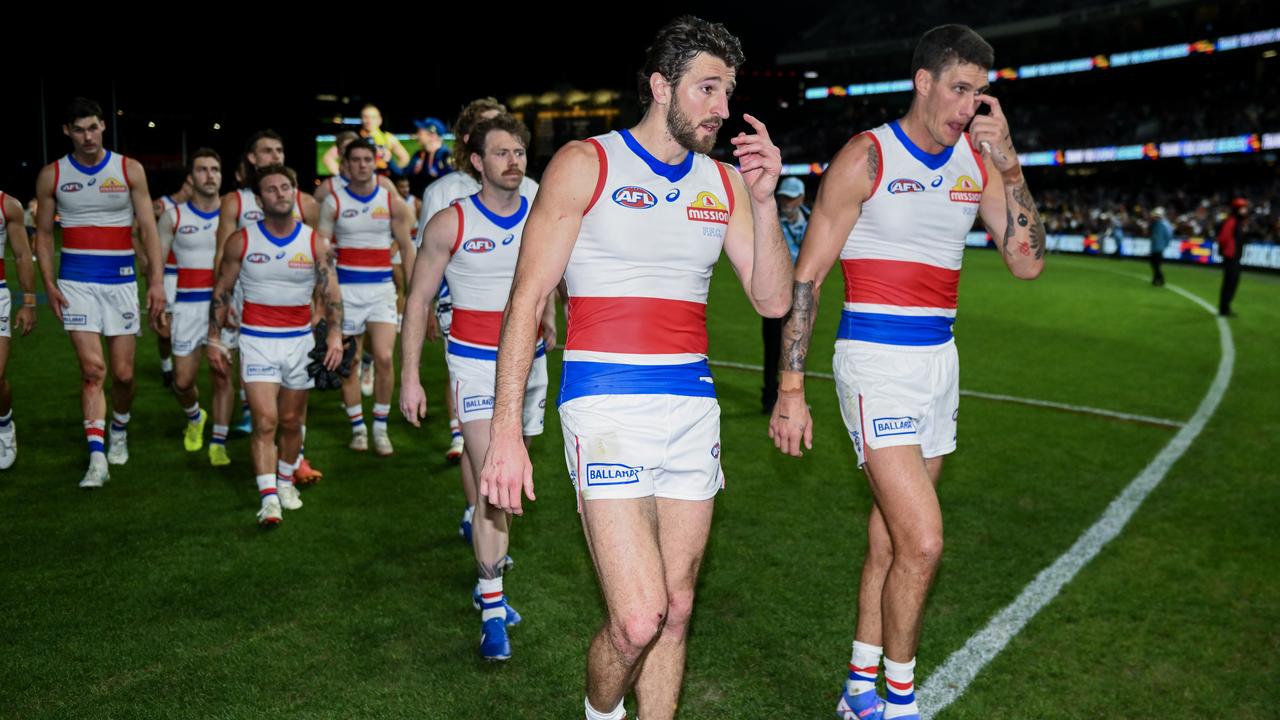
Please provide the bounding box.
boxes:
[873,416,917,437]
[585,463,644,486]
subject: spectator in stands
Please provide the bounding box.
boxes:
[405,117,452,197]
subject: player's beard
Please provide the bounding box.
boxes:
[667,101,719,155]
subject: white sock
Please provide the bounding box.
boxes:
[372,403,390,432]
[346,404,366,435]
[277,459,295,490]
[882,656,918,719]
[847,640,882,696]
[476,576,505,622]
[183,402,202,423]
[110,411,130,436]
[161,356,174,372]
[256,473,277,506]
[584,696,625,720]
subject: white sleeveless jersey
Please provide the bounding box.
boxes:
[328,184,393,284]
[0,190,8,290]
[233,187,304,229]
[237,221,316,338]
[560,129,735,404]
[838,121,987,347]
[165,202,220,303]
[444,193,541,360]
[54,151,136,284]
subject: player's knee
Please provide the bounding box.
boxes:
[373,346,393,371]
[609,608,667,660]
[253,414,278,436]
[278,410,303,434]
[80,362,107,389]
[663,588,695,633]
[905,531,944,571]
[111,364,134,387]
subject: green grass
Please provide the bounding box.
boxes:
[1,250,1276,719]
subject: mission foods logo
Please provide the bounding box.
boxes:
[99,177,128,193]
[370,206,391,220]
[612,186,657,209]
[686,192,729,224]
[948,175,982,204]
[287,252,312,269]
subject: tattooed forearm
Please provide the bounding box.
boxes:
[1009,181,1046,260]
[209,288,232,328]
[477,558,506,580]
[782,280,815,373]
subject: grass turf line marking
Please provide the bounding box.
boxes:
[705,360,1185,428]
[917,280,1234,718]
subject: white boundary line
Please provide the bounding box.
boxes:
[917,281,1234,718]
[705,360,1186,428]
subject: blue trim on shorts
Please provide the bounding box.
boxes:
[240,327,310,339]
[59,254,136,284]
[175,290,212,302]
[558,359,716,406]
[837,310,954,346]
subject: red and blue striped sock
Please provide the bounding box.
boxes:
[476,577,505,622]
[346,405,365,435]
[847,640,882,696]
[183,402,201,424]
[883,656,918,719]
[277,459,295,490]
[211,425,228,447]
[256,473,277,506]
[372,403,390,432]
[110,411,130,436]
[84,419,106,460]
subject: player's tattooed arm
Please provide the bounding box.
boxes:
[315,245,344,328]
[1009,181,1045,261]
[782,280,816,374]
[865,141,880,185]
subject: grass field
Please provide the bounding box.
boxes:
[1,250,1276,719]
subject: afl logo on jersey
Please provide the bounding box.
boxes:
[887,178,925,194]
[60,182,84,193]
[612,186,657,209]
[949,175,983,204]
[178,225,199,235]
[246,252,270,264]
[244,210,264,222]
[463,238,496,254]
[686,192,729,224]
[341,209,359,219]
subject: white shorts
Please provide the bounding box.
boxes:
[0,292,10,338]
[341,282,398,337]
[169,300,210,357]
[834,339,959,467]
[163,272,177,313]
[239,333,315,390]
[58,279,140,337]
[560,394,723,503]
[447,351,547,435]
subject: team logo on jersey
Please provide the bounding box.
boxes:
[370,206,391,220]
[686,192,729,224]
[931,175,944,188]
[246,252,270,264]
[873,416,917,437]
[244,210,264,222]
[287,252,312,269]
[948,175,982,204]
[666,189,681,202]
[99,178,128,193]
[59,182,84,193]
[341,209,359,219]
[585,463,644,486]
[501,234,515,246]
[463,238,496,254]
[887,178,926,194]
[612,186,657,209]
[178,225,199,235]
